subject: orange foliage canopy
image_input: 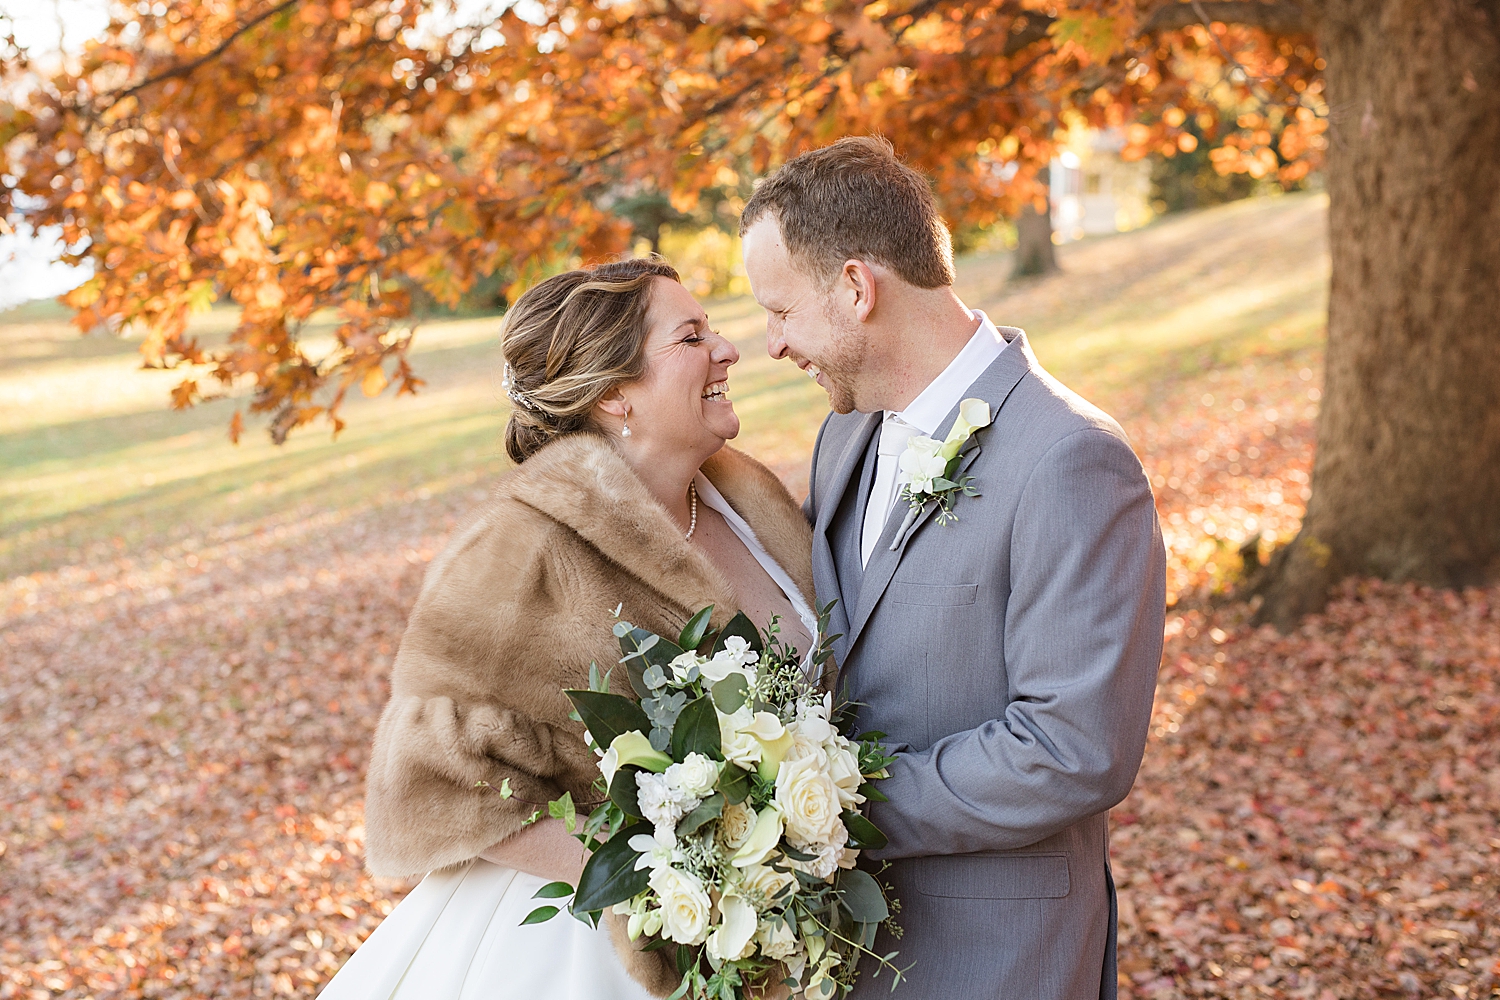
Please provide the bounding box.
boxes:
[0,0,1319,441]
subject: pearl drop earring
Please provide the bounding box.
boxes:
[620,403,632,438]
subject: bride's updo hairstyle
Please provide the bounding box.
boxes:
[500,257,681,463]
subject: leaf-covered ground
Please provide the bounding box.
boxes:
[4,194,1496,999]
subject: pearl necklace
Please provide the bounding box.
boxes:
[684,481,699,541]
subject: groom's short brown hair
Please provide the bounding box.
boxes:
[740,135,955,288]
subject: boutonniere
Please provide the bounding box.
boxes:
[891,398,992,548]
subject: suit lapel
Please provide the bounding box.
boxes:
[841,330,1036,659]
[812,412,880,650]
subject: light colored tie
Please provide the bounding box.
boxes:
[861,416,920,568]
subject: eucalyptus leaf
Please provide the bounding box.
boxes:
[709,673,749,714]
[711,611,763,655]
[716,763,750,804]
[648,726,670,752]
[675,792,724,838]
[532,881,576,900]
[565,690,650,750]
[572,821,651,912]
[678,605,715,651]
[836,868,889,923]
[841,809,889,850]
[670,696,722,761]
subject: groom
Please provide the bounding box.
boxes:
[740,137,1166,999]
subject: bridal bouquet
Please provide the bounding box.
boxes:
[517,604,905,1000]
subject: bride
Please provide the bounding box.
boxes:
[319,257,821,999]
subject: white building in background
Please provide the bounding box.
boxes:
[1049,128,1154,243]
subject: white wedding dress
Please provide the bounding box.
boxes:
[319,474,818,999]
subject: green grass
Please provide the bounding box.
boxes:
[0,192,1329,578]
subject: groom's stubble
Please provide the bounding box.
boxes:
[815,291,872,416]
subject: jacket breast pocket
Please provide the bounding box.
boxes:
[886,582,979,607]
[914,852,1071,899]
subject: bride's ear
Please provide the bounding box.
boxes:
[594,387,629,421]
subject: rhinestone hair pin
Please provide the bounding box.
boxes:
[502,362,541,411]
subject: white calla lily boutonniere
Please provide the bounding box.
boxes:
[891,398,992,548]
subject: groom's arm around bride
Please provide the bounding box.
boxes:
[741,137,1166,1000]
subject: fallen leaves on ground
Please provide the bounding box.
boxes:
[4,285,1496,1000]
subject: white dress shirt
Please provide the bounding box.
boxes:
[859,308,1009,567]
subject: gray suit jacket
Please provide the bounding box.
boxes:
[806,329,1165,1000]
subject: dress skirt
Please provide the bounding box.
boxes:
[318,859,657,1000]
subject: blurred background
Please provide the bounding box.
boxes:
[2,1,1497,998]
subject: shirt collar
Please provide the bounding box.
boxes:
[890,307,1009,437]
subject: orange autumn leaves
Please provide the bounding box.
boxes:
[2,0,1319,441]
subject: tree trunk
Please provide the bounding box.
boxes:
[1255,0,1500,628]
[1012,166,1060,277]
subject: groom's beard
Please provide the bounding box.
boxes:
[815,300,868,415]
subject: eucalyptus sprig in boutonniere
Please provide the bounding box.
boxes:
[890,398,993,548]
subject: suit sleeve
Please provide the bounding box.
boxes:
[864,427,1165,859]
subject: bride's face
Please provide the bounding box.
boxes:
[617,277,741,454]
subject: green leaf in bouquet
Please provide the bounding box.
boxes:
[678,605,715,652]
[572,821,652,913]
[716,763,750,804]
[548,791,577,833]
[648,726,671,752]
[675,792,724,838]
[781,843,818,862]
[521,905,561,925]
[841,809,889,850]
[608,767,642,818]
[709,673,749,714]
[532,881,576,900]
[670,696,722,761]
[566,690,650,750]
[857,780,889,803]
[835,868,889,924]
[587,661,612,694]
[711,611,763,655]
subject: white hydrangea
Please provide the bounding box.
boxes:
[636,770,699,845]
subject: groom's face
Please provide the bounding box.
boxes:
[742,216,868,415]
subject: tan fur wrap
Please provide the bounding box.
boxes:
[362,433,814,995]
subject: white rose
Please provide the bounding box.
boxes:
[793,836,846,881]
[898,435,947,495]
[785,727,827,766]
[716,801,756,851]
[718,706,762,769]
[705,892,758,962]
[755,915,800,961]
[740,863,796,906]
[827,745,864,808]
[666,752,720,799]
[649,866,712,945]
[774,753,843,847]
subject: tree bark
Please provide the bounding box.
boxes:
[1255,0,1500,627]
[1013,166,1060,278]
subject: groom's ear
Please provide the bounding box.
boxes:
[840,259,878,323]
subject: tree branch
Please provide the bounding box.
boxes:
[107,0,303,106]
[1142,1,1311,34]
